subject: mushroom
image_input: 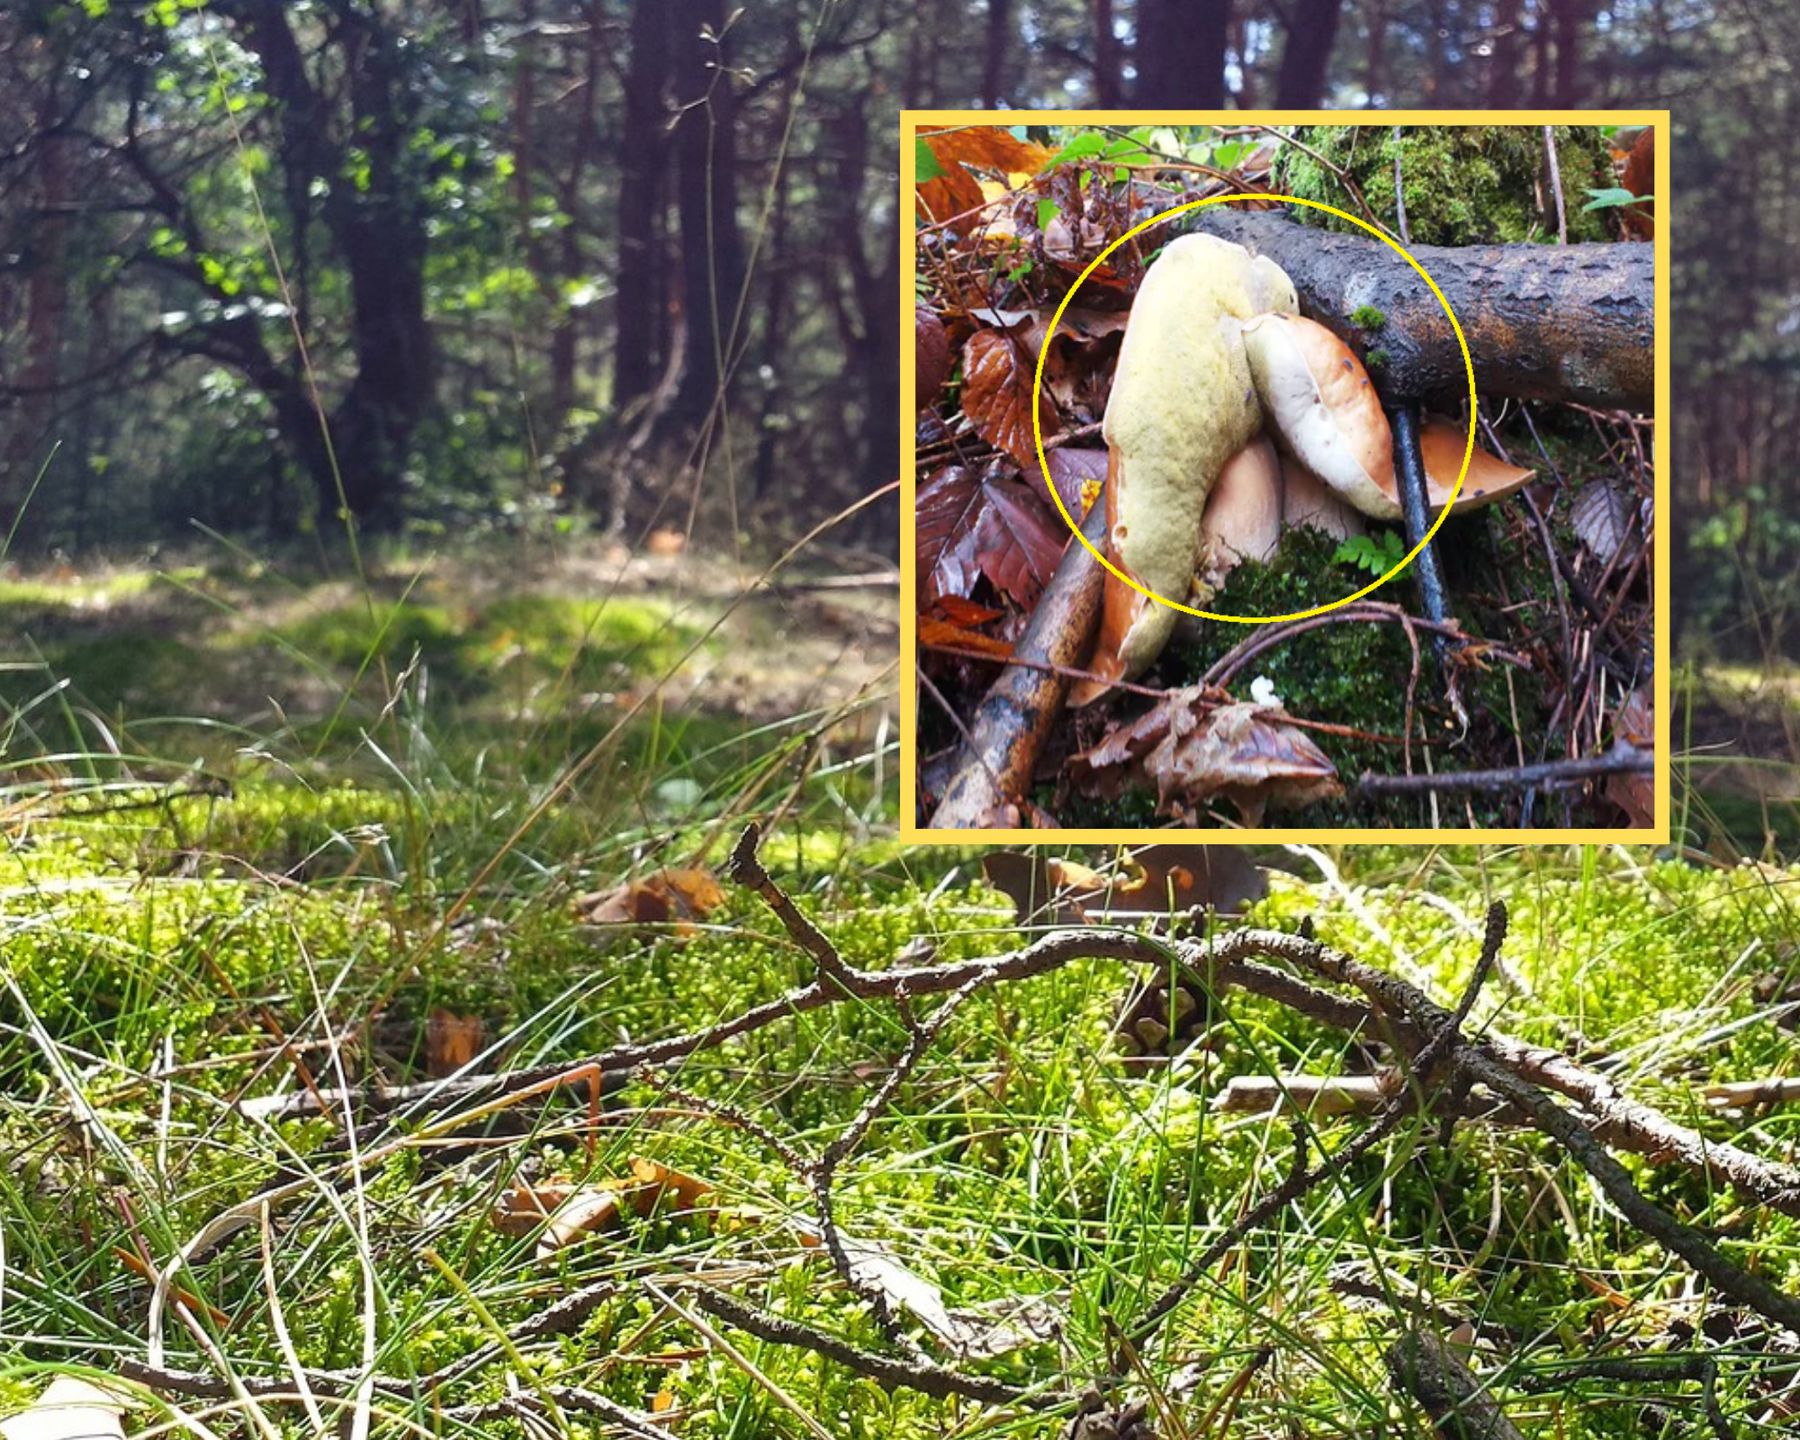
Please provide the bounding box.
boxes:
[1279,454,1365,543]
[1199,435,1284,590]
[1075,236,1298,705]
[1241,312,1532,520]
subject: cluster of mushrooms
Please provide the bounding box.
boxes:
[1076,233,1533,704]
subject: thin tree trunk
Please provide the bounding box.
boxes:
[1273,0,1344,107]
[1490,0,1523,105]
[547,2,603,432]
[614,0,671,411]
[1362,0,1387,105]
[1092,0,1122,105]
[1135,0,1230,109]
[982,0,1013,107]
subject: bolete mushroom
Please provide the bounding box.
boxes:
[1076,235,1298,705]
[1198,436,1284,590]
[1241,312,1533,520]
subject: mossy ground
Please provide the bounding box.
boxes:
[1272,126,1617,245]
[1057,522,1563,829]
[5,804,1800,1438]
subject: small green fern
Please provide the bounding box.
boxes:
[1334,530,1410,576]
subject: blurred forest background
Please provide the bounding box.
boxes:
[0,0,1786,663]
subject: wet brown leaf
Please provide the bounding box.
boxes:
[915,306,951,407]
[1071,693,1340,825]
[961,328,1060,469]
[976,471,1067,608]
[574,867,725,934]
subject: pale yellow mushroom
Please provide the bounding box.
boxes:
[1075,235,1298,705]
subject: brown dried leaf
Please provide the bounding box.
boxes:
[919,615,1013,660]
[1044,446,1108,518]
[1070,693,1340,825]
[574,866,725,935]
[923,126,1050,177]
[1572,479,1641,565]
[426,1009,484,1078]
[917,465,985,606]
[1607,687,1655,827]
[962,328,1060,469]
[976,471,1067,609]
[916,306,951,408]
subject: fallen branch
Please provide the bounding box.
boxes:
[1356,745,1653,797]
[1387,1332,1527,1440]
[1188,206,1654,411]
[929,501,1108,827]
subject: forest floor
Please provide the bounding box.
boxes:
[5,537,1800,1439]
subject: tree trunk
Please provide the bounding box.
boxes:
[1551,0,1588,103]
[982,0,1013,107]
[227,0,434,531]
[1273,0,1344,107]
[671,0,746,429]
[1135,0,1230,109]
[1092,0,1122,105]
[1489,0,1524,105]
[614,0,672,412]
[547,1,604,433]
[1,72,69,543]
[1362,0,1388,104]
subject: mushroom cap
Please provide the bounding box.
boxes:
[1280,453,1366,542]
[1200,436,1284,587]
[1243,313,1533,520]
[1241,312,1395,518]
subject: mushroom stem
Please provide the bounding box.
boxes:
[1392,405,1452,668]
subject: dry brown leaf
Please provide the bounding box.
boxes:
[628,1157,715,1213]
[929,595,1004,627]
[494,1157,720,1260]
[1607,687,1655,827]
[919,616,1013,660]
[1071,693,1340,824]
[645,527,687,556]
[916,306,951,407]
[961,328,1060,469]
[923,127,1050,177]
[426,1009,484,1078]
[974,473,1067,609]
[1572,478,1642,565]
[574,867,725,934]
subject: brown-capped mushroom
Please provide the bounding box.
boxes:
[1241,313,1533,520]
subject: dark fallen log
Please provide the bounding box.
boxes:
[928,502,1108,828]
[1188,207,1653,412]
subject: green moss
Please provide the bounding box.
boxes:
[1363,346,1390,369]
[1272,126,1616,245]
[1349,304,1387,329]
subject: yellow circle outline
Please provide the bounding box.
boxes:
[1032,194,1479,624]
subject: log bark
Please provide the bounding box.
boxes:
[928,502,1108,828]
[1188,207,1653,412]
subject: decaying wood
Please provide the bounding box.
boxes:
[929,501,1108,827]
[1188,207,1654,412]
[1387,1333,1527,1440]
[1213,1072,1516,1122]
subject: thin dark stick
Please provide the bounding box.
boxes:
[1391,406,1452,672]
[1357,746,1652,797]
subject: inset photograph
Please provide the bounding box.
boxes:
[905,114,1666,839]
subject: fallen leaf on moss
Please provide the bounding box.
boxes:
[575,868,725,933]
[1071,694,1340,824]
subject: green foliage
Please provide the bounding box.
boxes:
[1332,529,1409,576]
[1348,304,1387,329]
[1272,126,1616,245]
[1582,186,1652,212]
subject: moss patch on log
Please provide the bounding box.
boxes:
[1272,126,1616,246]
